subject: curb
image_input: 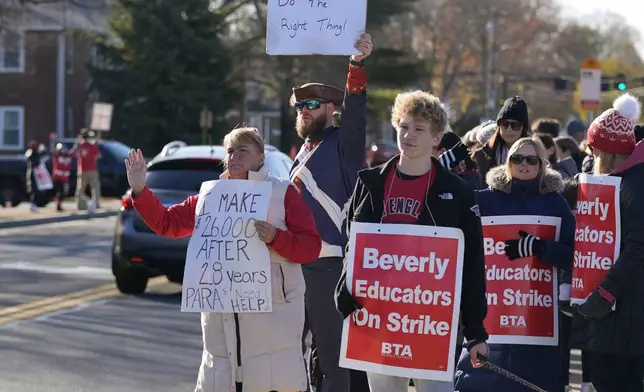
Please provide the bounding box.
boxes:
[0,209,119,230]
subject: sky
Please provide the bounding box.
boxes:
[561,0,644,56]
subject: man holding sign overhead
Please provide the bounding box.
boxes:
[288,32,372,392]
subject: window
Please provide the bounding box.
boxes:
[0,107,24,150]
[147,159,223,192]
[1,30,25,73]
[264,152,291,180]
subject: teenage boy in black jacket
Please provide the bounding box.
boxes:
[335,90,488,392]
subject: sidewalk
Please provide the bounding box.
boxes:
[0,198,122,229]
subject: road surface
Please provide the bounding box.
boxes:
[0,217,584,391]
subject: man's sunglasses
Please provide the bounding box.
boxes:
[499,120,522,131]
[509,154,540,166]
[294,99,329,111]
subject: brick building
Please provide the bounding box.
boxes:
[0,1,108,153]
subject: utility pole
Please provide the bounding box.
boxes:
[484,7,497,118]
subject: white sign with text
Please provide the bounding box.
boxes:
[90,102,113,131]
[181,180,273,313]
[266,0,367,55]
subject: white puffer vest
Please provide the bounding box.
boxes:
[195,168,307,392]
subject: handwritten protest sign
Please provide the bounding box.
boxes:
[571,174,621,305]
[266,0,367,55]
[482,216,561,346]
[339,223,464,381]
[181,180,273,313]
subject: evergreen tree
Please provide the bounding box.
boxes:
[89,0,240,153]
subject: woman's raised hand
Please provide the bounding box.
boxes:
[124,149,147,195]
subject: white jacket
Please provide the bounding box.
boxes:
[195,168,308,392]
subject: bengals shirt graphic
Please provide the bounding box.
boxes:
[381,166,436,224]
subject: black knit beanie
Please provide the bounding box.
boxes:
[496,96,529,132]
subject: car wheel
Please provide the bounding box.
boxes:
[166,272,183,284]
[0,179,24,207]
[115,269,148,294]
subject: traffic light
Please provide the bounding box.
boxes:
[615,74,627,91]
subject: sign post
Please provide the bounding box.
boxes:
[200,107,213,145]
[580,58,601,125]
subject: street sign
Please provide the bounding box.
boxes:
[580,58,601,111]
[90,102,113,132]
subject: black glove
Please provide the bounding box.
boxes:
[572,288,615,320]
[439,142,468,169]
[336,284,363,319]
[504,230,545,261]
[559,299,574,317]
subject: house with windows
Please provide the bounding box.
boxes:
[0,1,109,153]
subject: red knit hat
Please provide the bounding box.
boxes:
[588,93,641,155]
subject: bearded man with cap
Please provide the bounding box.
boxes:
[289,33,372,392]
[572,93,644,392]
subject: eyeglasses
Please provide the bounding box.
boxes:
[509,154,540,166]
[295,99,328,111]
[499,120,522,131]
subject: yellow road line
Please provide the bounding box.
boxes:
[0,282,118,317]
[0,277,168,326]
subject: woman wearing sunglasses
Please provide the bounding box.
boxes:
[472,96,531,186]
[455,136,575,392]
[125,127,322,392]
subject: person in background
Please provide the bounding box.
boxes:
[335,90,489,392]
[559,178,594,392]
[565,119,587,145]
[475,121,497,148]
[25,140,48,212]
[75,129,101,212]
[555,136,587,173]
[52,143,73,212]
[579,140,595,173]
[126,127,322,392]
[436,131,483,189]
[532,117,561,139]
[534,133,577,179]
[455,136,575,392]
[462,127,480,149]
[472,96,531,185]
[289,33,372,392]
[572,93,644,392]
[634,124,644,142]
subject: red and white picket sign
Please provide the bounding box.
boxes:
[33,163,53,191]
[571,174,621,305]
[339,222,464,382]
[482,216,561,346]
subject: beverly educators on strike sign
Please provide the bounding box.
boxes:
[335,91,488,392]
[124,128,322,392]
[571,93,644,392]
[454,136,575,392]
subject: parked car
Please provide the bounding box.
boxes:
[111,141,294,294]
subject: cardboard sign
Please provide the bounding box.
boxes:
[90,102,113,131]
[181,180,273,313]
[482,216,561,346]
[266,0,367,55]
[571,174,621,305]
[339,223,464,382]
[33,163,54,191]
